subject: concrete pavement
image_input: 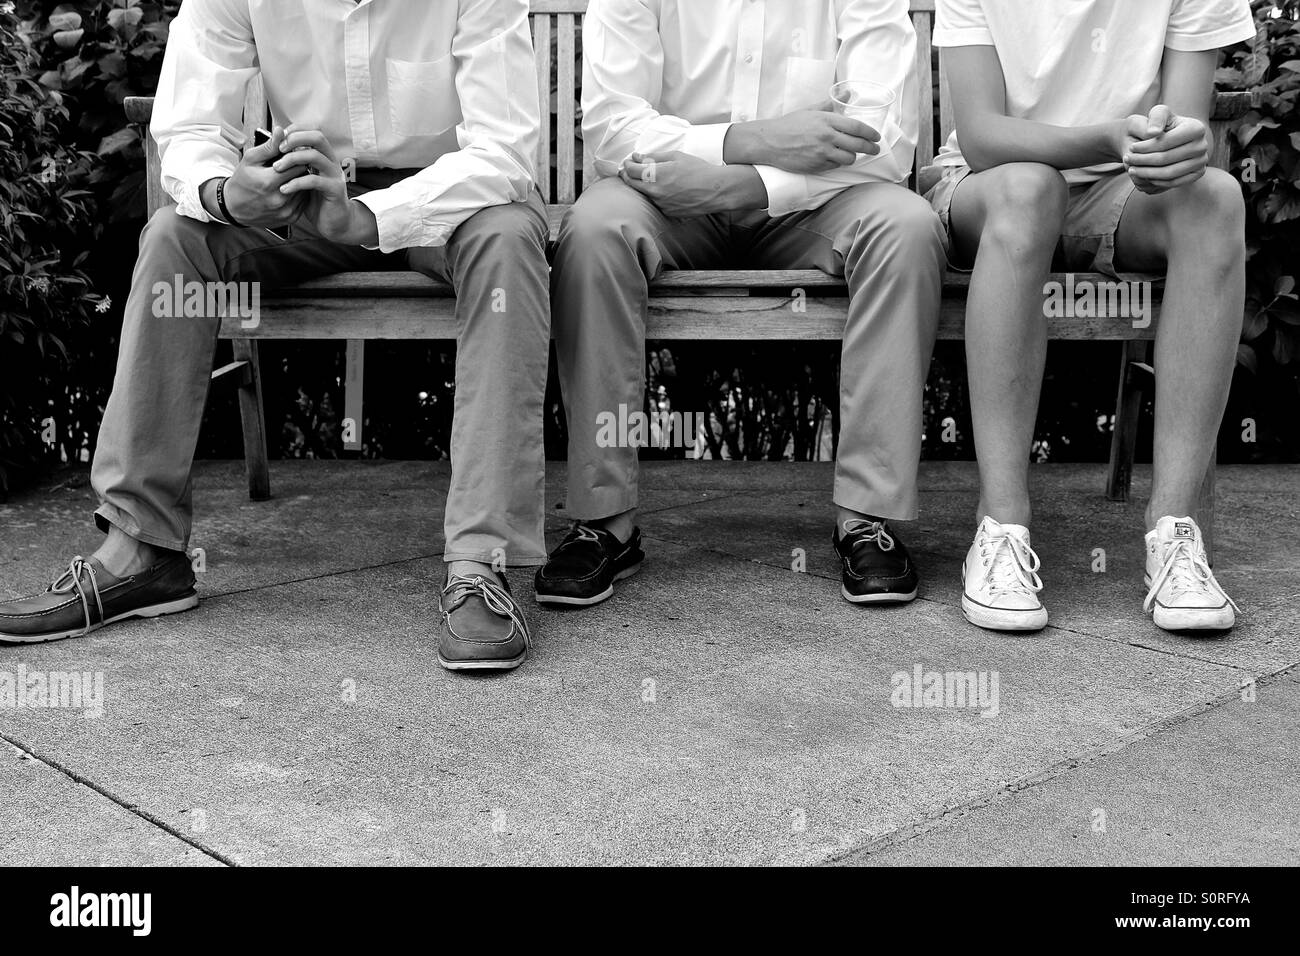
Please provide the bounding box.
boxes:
[0,461,1296,865]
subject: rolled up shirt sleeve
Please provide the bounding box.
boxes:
[582,0,732,172]
[152,0,259,222]
[755,0,918,216]
[355,0,541,252]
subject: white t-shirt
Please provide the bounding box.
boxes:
[932,0,1256,182]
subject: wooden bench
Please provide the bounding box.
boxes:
[124,0,1251,556]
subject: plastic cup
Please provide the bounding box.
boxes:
[830,80,894,134]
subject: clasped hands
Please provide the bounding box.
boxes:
[1116,105,1211,196]
[217,125,376,245]
[621,104,884,218]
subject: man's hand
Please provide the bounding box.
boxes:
[620,152,767,218]
[1117,105,1210,195]
[215,126,308,227]
[274,127,378,245]
[724,106,881,173]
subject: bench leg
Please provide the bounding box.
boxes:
[231,339,271,501]
[1198,448,1216,567]
[1106,340,1152,502]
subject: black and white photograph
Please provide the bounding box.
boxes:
[0,0,1295,919]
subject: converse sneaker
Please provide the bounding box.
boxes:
[1144,516,1236,632]
[961,517,1048,632]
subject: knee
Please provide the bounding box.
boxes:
[846,187,945,267]
[1166,167,1246,243]
[981,164,1068,247]
[556,181,653,256]
[454,200,547,261]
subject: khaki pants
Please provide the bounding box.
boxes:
[91,185,552,567]
[551,177,945,522]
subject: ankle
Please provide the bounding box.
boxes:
[977,499,1031,528]
[836,508,886,532]
[447,560,500,583]
[93,529,163,578]
[588,511,636,545]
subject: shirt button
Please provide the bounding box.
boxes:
[744,53,754,64]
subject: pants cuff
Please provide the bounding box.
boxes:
[442,551,547,568]
[94,504,188,552]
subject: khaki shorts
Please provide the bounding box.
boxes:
[922,164,1150,281]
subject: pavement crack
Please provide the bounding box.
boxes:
[0,730,238,866]
[823,660,1300,866]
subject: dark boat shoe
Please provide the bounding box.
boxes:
[437,572,531,672]
[534,524,644,606]
[832,519,919,604]
[0,553,198,644]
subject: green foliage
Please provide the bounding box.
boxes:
[19,0,178,221]
[1221,0,1300,374]
[0,6,105,493]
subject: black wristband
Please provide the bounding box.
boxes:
[215,177,246,228]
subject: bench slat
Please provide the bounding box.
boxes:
[533,13,553,203]
[221,296,1156,342]
[556,13,578,205]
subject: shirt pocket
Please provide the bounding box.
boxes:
[783,56,837,112]
[387,55,460,138]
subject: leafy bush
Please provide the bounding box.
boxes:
[1221,0,1300,459]
[0,5,105,494]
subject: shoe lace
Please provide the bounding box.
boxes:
[440,573,532,648]
[979,529,1043,597]
[1143,539,1239,615]
[49,556,105,637]
[569,524,602,545]
[842,519,895,552]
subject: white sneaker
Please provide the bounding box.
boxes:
[1144,516,1237,632]
[961,517,1048,632]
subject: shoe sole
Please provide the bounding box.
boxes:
[961,594,1048,632]
[841,585,918,604]
[0,593,200,645]
[1143,576,1235,633]
[438,650,528,672]
[534,562,643,607]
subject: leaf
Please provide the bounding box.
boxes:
[107,7,144,32]
[1243,51,1272,86]
[1259,183,1300,222]
[1236,344,1258,375]
[1277,276,1297,297]
[47,11,81,32]
[1235,110,1280,146]
[96,52,127,79]
[94,127,135,158]
[1242,309,1270,341]
[51,28,83,48]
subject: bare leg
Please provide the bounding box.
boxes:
[949,164,1069,527]
[1112,168,1245,530]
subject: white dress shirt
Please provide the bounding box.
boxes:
[152,0,541,252]
[582,0,919,217]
